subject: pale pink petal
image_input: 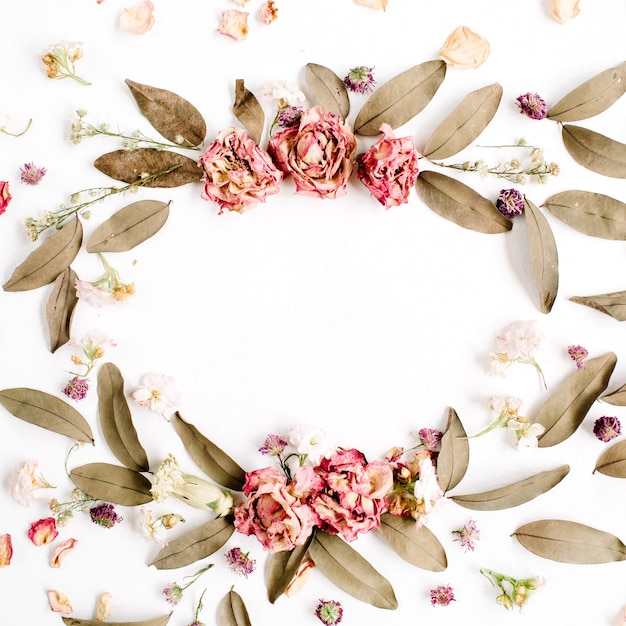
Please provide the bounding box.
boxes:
[259,1,278,24]
[120,1,155,34]
[96,592,114,621]
[48,590,73,614]
[0,534,13,567]
[50,538,78,568]
[218,9,249,41]
[354,0,388,9]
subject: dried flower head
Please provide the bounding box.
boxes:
[418,428,443,451]
[89,502,123,528]
[132,372,182,418]
[344,66,376,94]
[277,105,303,129]
[430,584,456,606]
[593,416,622,443]
[259,434,288,456]
[8,460,55,506]
[163,564,213,606]
[315,599,343,625]
[452,519,480,552]
[508,417,545,448]
[568,345,588,370]
[496,188,525,219]
[62,376,90,401]
[516,93,548,120]
[224,547,256,577]
[20,162,47,185]
[41,41,90,85]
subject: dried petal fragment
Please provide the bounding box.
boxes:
[218,10,249,41]
[439,26,490,69]
[51,538,78,567]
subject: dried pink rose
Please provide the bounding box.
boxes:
[119,1,155,34]
[218,9,249,41]
[259,1,278,24]
[0,534,13,567]
[50,538,78,568]
[268,106,357,199]
[28,517,58,546]
[551,0,581,23]
[439,26,490,69]
[48,589,73,614]
[356,123,419,208]
[0,181,11,215]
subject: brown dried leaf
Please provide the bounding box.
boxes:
[570,291,626,321]
[3,217,82,292]
[543,190,626,239]
[561,125,626,179]
[354,60,446,136]
[62,615,172,626]
[594,440,626,478]
[416,171,511,234]
[422,83,502,159]
[513,519,626,564]
[524,198,559,313]
[378,514,447,571]
[232,79,265,144]
[46,268,79,352]
[87,200,170,253]
[125,78,206,147]
[0,387,93,443]
[308,531,398,609]
[173,412,246,491]
[94,149,202,188]
[536,352,617,447]
[97,363,149,472]
[436,407,469,493]
[451,465,569,510]
[69,462,152,505]
[150,517,234,569]
[547,61,626,122]
[218,589,252,626]
[305,63,350,121]
[603,381,626,405]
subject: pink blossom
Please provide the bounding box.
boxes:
[132,372,182,415]
[198,126,282,214]
[48,589,73,614]
[119,1,155,34]
[0,181,11,215]
[259,1,278,24]
[218,10,249,41]
[28,517,58,546]
[75,280,115,307]
[8,460,55,506]
[356,123,419,208]
[268,106,357,199]
[0,534,12,567]
[50,538,78,568]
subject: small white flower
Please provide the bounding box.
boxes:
[288,424,336,465]
[260,80,305,107]
[413,457,445,518]
[136,508,168,546]
[508,419,545,448]
[8,460,55,507]
[132,373,182,416]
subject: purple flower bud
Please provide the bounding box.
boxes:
[89,503,123,528]
[516,93,547,120]
[593,416,621,443]
[496,188,525,219]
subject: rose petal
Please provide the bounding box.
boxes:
[48,590,73,614]
[50,538,78,568]
[0,534,13,567]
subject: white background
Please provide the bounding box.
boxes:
[2,1,626,624]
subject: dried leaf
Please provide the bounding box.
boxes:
[94,149,202,188]
[218,589,252,626]
[547,61,626,122]
[0,387,93,443]
[69,462,152,505]
[150,516,234,569]
[267,538,314,603]
[378,514,447,571]
[422,83,502,159]
[570,291,626,321]
[172,412,246,491]
[3,217,82,292]
[232,79,265,144]
[561,125,626,179]
[536,352,617,447]
[97,363,149,472]
[594,440,626,478]
[602,381,626,405]
[513,519,626,564]
[46,268,79,352]
[305,63,350,121]
[543,190,626,240]
[308,531,398,609]
[524,198,559,313]
[62,615,172,626]
[416,171,511,234]
[451,465,570,510]
[125,78,206,147]
[87,200,170,253]
[354,60,446,136]
[437,407,469,492]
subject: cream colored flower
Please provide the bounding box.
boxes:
[551,0,581,23]
[439,26,490,69]
[354,0,388,9]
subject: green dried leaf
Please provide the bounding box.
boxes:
[267,536,314,603]
[218,589,252,626]
[594,440,626,478]
[536,352,617,447]
[451,465,569,510]
[423,83,502,159]
[62,614,172,626]
[150,516,234,569]
[543,190,626,240]
[3,217,82,292]
[0,387,93,443]
[524,198,558,313]
[125,78,206,147]
[173,412,246,491]
[570,291,626,321]
[97,363,149,472]
[513,519,626,564]
[437,407,469,492]
[70,462,152,505]
[416,171,511,234]
[308,531,398,609]
[547,61,626,122]
[602,381,626,405]
[232,79,265,144]
[305,63,350,121]
[378,513,447,571]
[561,125,626,179]
[94,149,202,188]
[46,267,79,352]
[354,60,446,136]
[87,200,170,253]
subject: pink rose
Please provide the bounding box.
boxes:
[312,448,393,541]
[119,1,155,34]
[356,124,419,208]
[0,534,12,567]
[28,517,58,546]
[0,181,11,215]
[198,127,282,214]
[268,106,357,199]
[234,468,319,552]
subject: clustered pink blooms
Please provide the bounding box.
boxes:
[516,93,548,120]
[452,518,480,552]
[430,584,456,606]
[496,188,525,219]
[593,416,621,443]
[0,181,11,215]
[89,502,123,528]
[224,546,256,577]
[62,376,90,401]
[356,123,419,208]
[568,344,588,369]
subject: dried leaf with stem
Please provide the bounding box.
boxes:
[594,440,626,478]
[570,291,626,321]
[218,588,252,626]
[305,63,350,121]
